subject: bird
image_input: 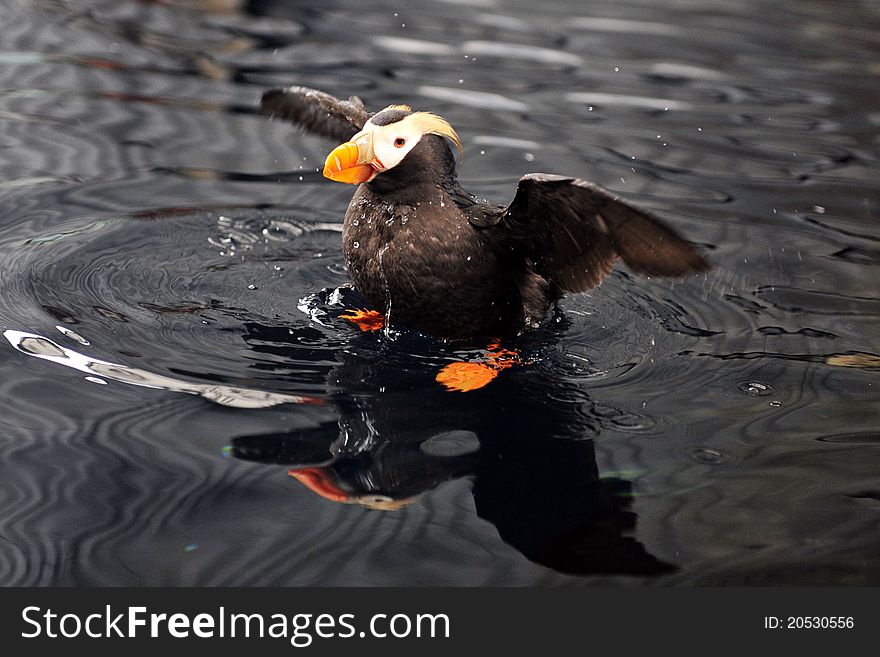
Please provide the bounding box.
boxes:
[260,86,708,342]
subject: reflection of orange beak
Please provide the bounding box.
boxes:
[323,138,375,184]
[289,467,351,503]
[289,467,417,511]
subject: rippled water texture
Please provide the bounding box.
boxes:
[1,0,878,585]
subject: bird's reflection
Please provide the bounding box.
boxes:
[233,317,674,577]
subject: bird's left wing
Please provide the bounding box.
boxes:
[474,173,708,293]
[260,86,371,142]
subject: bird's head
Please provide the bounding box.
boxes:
[322,104,462,185]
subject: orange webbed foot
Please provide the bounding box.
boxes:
[340,308,384,332]
[436,342,521,393]
[436,361,502,392]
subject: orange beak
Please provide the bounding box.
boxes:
[323,133,376,184]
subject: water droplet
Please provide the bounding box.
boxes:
[353,241,360,249]
[466,256,471,261]
[352,219,359,226]
[479,150,485,155]
[769,400,782,407]
[247,284,257,290]
[273,265,282,271]
[736,381,774,396]
[689,448,728,465]
[587,106,593,111]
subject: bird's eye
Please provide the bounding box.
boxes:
[394,137,406,148]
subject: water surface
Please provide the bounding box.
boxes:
[0,0,878,585]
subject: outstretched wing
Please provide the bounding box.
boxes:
[476,174,708,292]
[260,86,371,142]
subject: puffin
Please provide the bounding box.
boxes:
[261,86,708,341]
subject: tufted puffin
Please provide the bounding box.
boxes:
[261,86,708,341]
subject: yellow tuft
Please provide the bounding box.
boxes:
[382,103,412,112]
[407,111,463,153]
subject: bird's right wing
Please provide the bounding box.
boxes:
[260,86,371,142]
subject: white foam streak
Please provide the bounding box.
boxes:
[3,330,312,409]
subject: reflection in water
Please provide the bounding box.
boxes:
[0,0,878,586]
[233,321,674,577]
[3,330,319,409]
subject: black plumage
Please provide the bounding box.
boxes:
[261,86,708,340]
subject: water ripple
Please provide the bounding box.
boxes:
[0,0,877,586]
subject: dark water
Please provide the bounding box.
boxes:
[1,0,878,585]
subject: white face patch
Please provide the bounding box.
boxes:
[349,110,461,178]
[361,115,426,173]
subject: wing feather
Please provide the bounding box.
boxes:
[260,86,370,142]
[481,173,708,292]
